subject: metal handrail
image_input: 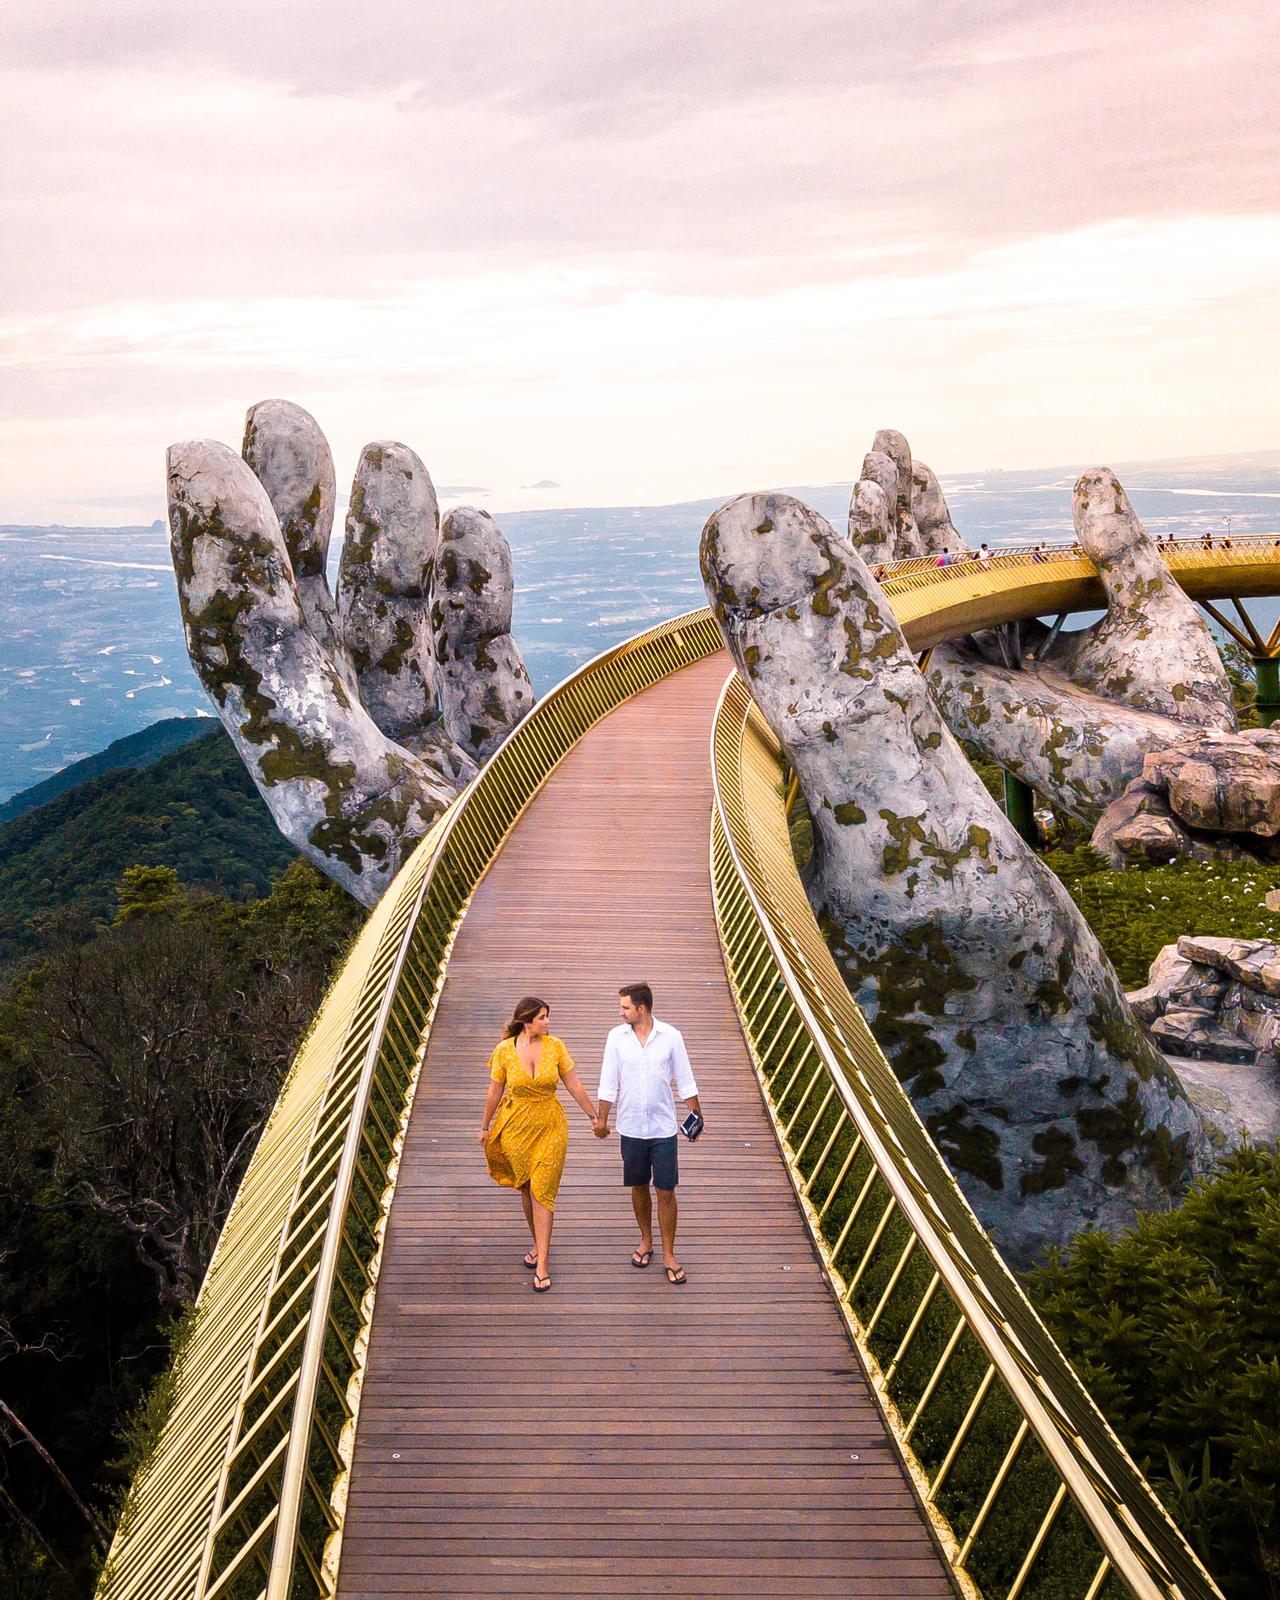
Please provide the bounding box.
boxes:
[708,670,1224,1600]
[875,531,1280,583]
[97,607,724,1600]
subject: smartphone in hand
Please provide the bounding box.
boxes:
[680,1111,704,1142]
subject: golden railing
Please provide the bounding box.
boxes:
[709,670,1223,1600]
[877,536,1280,653]
[97,608,725,1600]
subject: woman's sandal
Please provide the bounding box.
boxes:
[533,1273,552,1293]
[630,1248,654,1269]
[523,1250,538,1269]
[664,1266,687,1286]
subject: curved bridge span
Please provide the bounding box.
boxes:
[100,543,1276,1600]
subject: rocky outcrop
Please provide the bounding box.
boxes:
[700,489,1209,1266]
[1092,727,1280,865]
[166,402,535,904]
[432,508,535,762]
[1128,937,1280,1065]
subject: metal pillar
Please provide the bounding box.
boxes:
[1003,771,1040,848]
[1256,658,1280,727]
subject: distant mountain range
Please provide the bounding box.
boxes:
[0,715,209,824]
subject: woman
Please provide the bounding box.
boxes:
[478,996,598,1292]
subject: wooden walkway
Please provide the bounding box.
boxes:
[337,653,953,1599]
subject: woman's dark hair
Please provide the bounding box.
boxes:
[502,996,550,1041]
[618,981,653,1013]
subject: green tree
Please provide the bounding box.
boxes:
[1028,1145,1280,1599]
[112,865,183,926]
[0,862,361,1594]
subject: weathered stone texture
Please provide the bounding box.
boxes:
[167,440,456,904]
[1091,727,1280,865]
[432,508,535,762]
[701,489,1209,1265]
[337,442,460,770]
[1128,936,1280,1067]
[1052,469,1237,730]
[848,432,1239,833]
[912,460,965,554]
[166,404,537,903]
[926,651,1186,826]
[241,398,355,694]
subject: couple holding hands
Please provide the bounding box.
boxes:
[479,981,703,1294]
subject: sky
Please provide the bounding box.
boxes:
[1,0,1278,525]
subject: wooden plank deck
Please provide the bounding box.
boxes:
[337,652,954,1599]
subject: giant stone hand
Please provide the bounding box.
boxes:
[168,401,533,905]
[701,492,1210,1265]
[845,431,1237,827]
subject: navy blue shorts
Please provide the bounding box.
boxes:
[620,1134,679,1190]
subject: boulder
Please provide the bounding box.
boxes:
[1091,779,1185,866]
[1126,935,1280,1069]
[1089,729,1280,865]
[1150,1012,1256,1065]
[1178,935,1280,997]
[1143,732,1280,838]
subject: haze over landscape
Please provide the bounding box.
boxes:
[3,450,1278,800]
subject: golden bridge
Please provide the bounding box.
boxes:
[98,537,1280,1600]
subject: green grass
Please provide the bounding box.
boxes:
[1043,848,1280,989]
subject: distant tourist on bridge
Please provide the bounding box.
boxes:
[594,982,704,1286]
[479,996,601,1293]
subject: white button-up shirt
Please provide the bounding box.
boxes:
[598,1018,698,1139]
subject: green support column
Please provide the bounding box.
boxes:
[1003,770,1040,849]
[1255,658,1280,728]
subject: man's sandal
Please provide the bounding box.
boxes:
[523,1250,538,1269]
[664,1266,687,1286]
[631,1248,654,1269]
[533,1272,552,1293]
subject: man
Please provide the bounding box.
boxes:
[594,982,703,1286]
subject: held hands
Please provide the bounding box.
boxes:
[592,1116,611,1140]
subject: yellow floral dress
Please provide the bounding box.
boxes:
[484,1035,574,1210]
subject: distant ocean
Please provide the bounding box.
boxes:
[2,452,1277,801]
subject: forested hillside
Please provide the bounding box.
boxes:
[0,728,296,971]
[0,862,363,1598]
[0,718,210,825]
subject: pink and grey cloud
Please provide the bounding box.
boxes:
[0,1,1276,520]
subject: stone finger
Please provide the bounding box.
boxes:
[432,507,535,762]
[847,478,893,566]
[338,441,473,782]
[926,642,1187,823]
[872,427,921,553]
[912,460,965,555]
[1053,467,1236,728]
[241,398,357,695]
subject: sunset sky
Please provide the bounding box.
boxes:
[2,0,1277,524]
